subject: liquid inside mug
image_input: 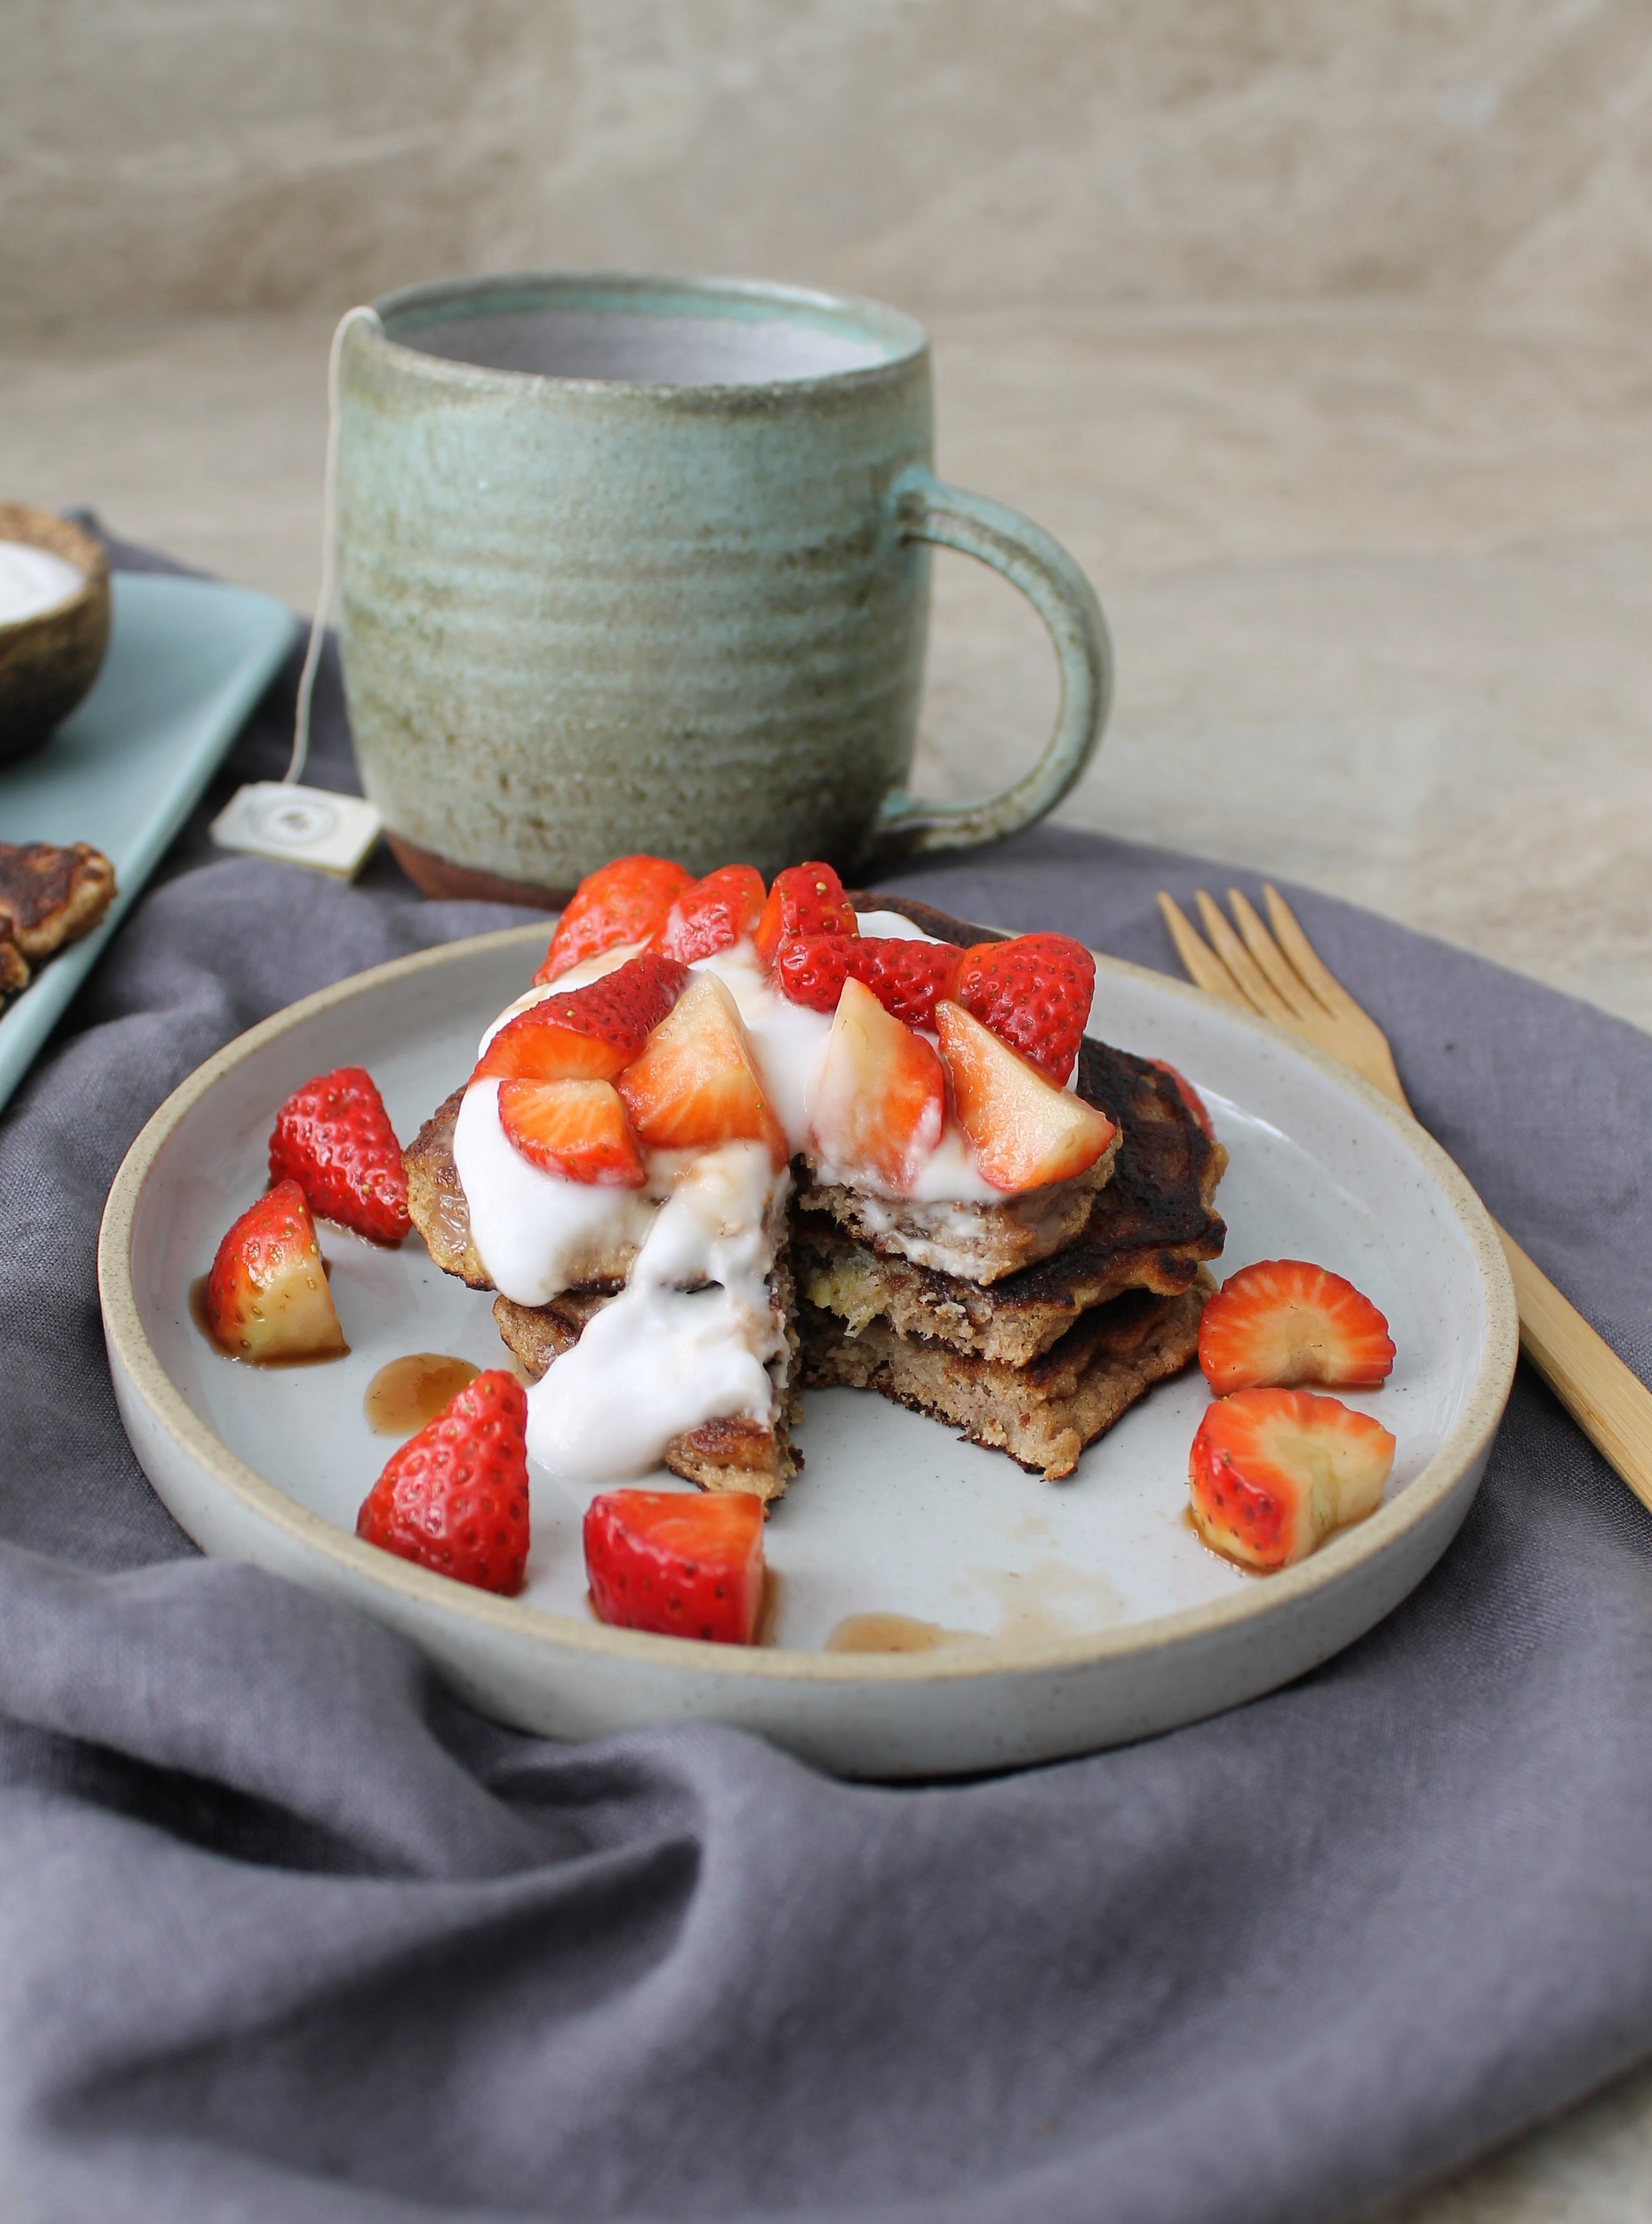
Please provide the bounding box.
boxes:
[336,272,1112,901]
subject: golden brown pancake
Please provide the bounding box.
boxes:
[0,841,116,960]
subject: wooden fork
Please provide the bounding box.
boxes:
[1157,884,1652,1512]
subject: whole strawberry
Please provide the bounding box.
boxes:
[356,1369,531,1595]
[268,1066,411,1244]
[956,933,1096,1085]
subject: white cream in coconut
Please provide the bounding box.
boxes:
[455,907,1031,1480]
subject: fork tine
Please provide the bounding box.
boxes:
[1193,892,1301,1027]
[1226,889,1327,1022]
[1155,893,1248,1008]
[1261,886,1362,1018]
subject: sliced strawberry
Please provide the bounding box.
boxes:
[774,934,963,1028]
[204,1178,346,1361]
[357,1369,530,1595]
[935,1000,1116,1192]
[535,855,694,985]
[656,864,767,963]
[956,933,1095,1085]
[753,861,858,965]
[496,1077,648,1186]
[772,933,853,1013]
[474,952,689,1085]
[809,976,945,1190]
[1189,1387,1395,1572]
[1149,1057,1217,1145]
[584,1488,765,1644]
[617,974,787,1168]
[267,1066,410,1244]
[1199,1259,1396,1395]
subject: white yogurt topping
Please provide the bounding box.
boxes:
[0,541,84,626]
[524,1142,788,1488]
[457,906,1016,1480]
[453,1080,663,1305]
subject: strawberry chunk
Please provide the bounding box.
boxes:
[774,934,963,1028]
[935,1000,1115,1192]
[497,1077,648,1186]
[772,933,853,1013]
[753,861,858,965]
[535,855,694,985]
[1198,1259,1396,1395]
[474,952,689,1085]
[1189,1387,1395,1572]
[809,977,945,1190]
[357,1369,530,1595]
[584,1488,766,1644]
[655,864,767,963]
[204,1178,347,1362]
[617,974,787,1168]
[268,1065,410,1244]
[957,933,1095,1085]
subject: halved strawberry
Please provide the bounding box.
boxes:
[1189,1387,1395,1572]
[535,855,694,985]
[1149,1057,1217,1145]
[1198,1259,1396,1395]
[655,864,767,963]
[203,1178,346,1361]
[357,1369,530,1595]
[935,1000,1116,1192]
[774,934,963,1027]
[617,974,787,1167]
[584,1488,765,1644]
[496,1077,648,1186]
[267,1066,411,1245]
[957,933,1095,1085]
[809,976,945,1190]
[474,952,690,1085]
[753,861,858,965]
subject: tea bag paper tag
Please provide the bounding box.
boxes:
[210,783,382,879]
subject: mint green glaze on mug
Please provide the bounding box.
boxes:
[337,272,1110,895]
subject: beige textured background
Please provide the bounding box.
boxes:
[5,0,1652,326]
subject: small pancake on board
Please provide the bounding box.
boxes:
[0,841,116,960]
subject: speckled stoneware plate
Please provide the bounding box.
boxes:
[98,925,1517,1779]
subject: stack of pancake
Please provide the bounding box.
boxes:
[793,900,1226,1478]
[403,896,1226,1496]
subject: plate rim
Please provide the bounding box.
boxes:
[98,923,1520,1686]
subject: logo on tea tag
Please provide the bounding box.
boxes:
[210,783,382,879]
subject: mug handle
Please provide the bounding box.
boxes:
[870,465,1113,861]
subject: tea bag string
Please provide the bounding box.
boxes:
[287,303,383,786]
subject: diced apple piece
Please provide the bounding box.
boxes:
[934,999,1116,1192]
[809,976,946,1190]
[617,974,787,1168]
[1188,1387,1396,1572]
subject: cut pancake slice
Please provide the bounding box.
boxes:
[800,1276,1212,1482]
[794,1038,1227,1365]
[493,1251,802,1503]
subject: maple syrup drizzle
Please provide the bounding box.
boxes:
[364,1354,480,1436]
[188,1274,350,1367]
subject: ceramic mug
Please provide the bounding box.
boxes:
[336,272,1111,901]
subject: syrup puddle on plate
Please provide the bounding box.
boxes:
[364,1354,479,1436]
[825,1612,971,1654]
[188,1274,350,1366]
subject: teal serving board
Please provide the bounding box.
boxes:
[0,572,297,1116]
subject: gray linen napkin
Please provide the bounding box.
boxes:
[1,529,1649,2224]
